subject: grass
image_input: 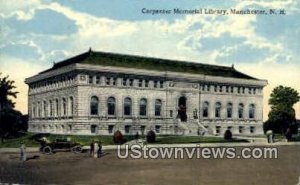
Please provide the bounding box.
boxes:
[154,136,249,144]
[0,133,40,148]
[10,133,300,148]
[0,133,137,148]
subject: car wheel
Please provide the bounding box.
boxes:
[73,145,83,153]
[43,146,52,154]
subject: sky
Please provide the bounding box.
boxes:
[0,0,299,120]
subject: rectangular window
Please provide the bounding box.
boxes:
[239,126,244,134]
[250,126,255,134]
[170,110,173,117]
[108,125,114,134]
[125,125,131,134]
[91,125,97,134]
[129,79,133,86]
[145,80,149,87]
[138,79,143,87]
[96,76,100,84]
[89,75,93,84]
[216,126,221,134]
[106,77,110,85]
[160,81,163,88]
[122,78,126,86]
[155,125,161,133]
[226,86,229,93]
[154,81,158,88]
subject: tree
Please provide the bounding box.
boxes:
[264,86,300,134]
[0,73,25,142]
[0,73,18,111]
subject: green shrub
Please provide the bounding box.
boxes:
[146,130,156,143]
[113,130,124,144]
[224,129,232,140]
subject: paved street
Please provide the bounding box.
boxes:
[0,145,300,185]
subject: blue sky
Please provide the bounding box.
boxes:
[0,0,299,119]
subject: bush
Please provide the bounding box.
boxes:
[146,130,156,143]
[113,130,124,144]
[224,129,232,140]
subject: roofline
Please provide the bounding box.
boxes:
[39,50,257,80]
[25,63,268,87]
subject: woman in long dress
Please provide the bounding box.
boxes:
[20,142,26,162]
[93,142,99,158]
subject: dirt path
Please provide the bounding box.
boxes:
[0,145,300,185]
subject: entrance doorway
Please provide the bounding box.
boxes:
[178,96,187,122]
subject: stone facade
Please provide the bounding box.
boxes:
[25,52,267,136]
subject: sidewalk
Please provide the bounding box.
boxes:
[2,141,299,154]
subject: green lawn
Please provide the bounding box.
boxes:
[0,133,40,148]
[154,136,249,144]
[0,133,137,148]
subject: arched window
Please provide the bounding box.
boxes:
[227,103,233,118]
[202,101,209,117]
[107,97,116,115]
[37,101,41,117]
[55,99,59,117]
[90,96,99,115]
[215,102,221,118]
[155,99,162,116]
[43,101,47,117]
[49,100,53,116]
[69,97,74,115]
[238,103,244,119]
[62,98,67,116]
[139,98,147,116]
[32,103,36,118]
[124,97,132,116]
[249,104,255,119]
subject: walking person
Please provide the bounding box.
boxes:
[90,140,94,157]
[20,142,26,162]
[93,142,99,158]
[97,142,102,158]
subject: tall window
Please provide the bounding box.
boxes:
[38,102,41,117]
[238,103,244,119]
[62,98,67,116]
[43,101,47,117]
[124,97,132,116]
[202,101,209,117]
[69,97,74,115]
[107,97,116,115]
[55,99,59,117]
[32,103,36,118]
[139,98,147,116]
[215,102,221,118]
[50,100,53,116]
[227,103,232,118]
[155,99,162,116]
[90,96,99,115]
[249,104,255,119]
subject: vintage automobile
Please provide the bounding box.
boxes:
[38,137,83,154]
